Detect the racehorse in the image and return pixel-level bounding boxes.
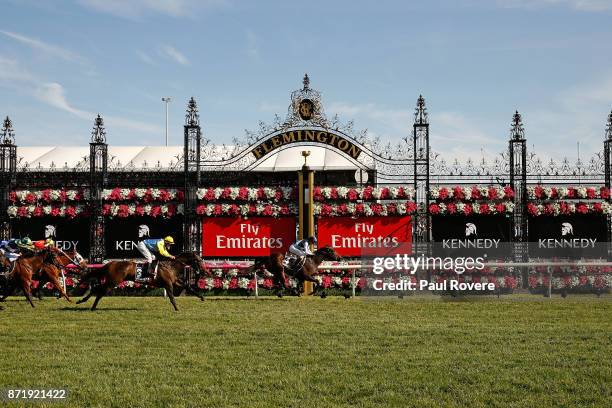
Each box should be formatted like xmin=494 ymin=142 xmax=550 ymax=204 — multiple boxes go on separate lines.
xmin=76 ymin=252 xmax=208 ymax=311
xmin=0 ymin=247 xmax=85 ymax=306
xmin=32 ymin=248 xmax=88 ymax=302
xmin=248 ymin=246 xmax=343 ymax=296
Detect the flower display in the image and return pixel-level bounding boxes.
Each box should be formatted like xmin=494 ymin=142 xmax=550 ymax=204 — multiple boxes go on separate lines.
xmin=7 ymin=205 xmax=87 ymax=218
xmin=429 ymin=274 xmax=520 ymax=290
xmin=196 ymin=203 xmax=295 ymax=217
xmin=528 ymin=185 xmax=610 ymax=200
xmin=527 ymin=201 xmax=612 ymax=216
xmin=527 ymin=271 xmax=612 ymax=290
xmin=196 ymin=187 xmax=293 ymax=202
xmin=314 ymin=201 xmax=417 ymax=217
xmin=102 ymin=203 xmax=183 ymax=218
xmin=430 ymin=185 xmax=515 ymax=201
xmin=102 ymin=188 xmax=183 ymax=202
xmin=313 ymin=186 xmax=414 ymax=201
xmin=10 ymin=189 xmax=88 ymax=203
xmin=429 ymin=201 xmax=515 ymax=215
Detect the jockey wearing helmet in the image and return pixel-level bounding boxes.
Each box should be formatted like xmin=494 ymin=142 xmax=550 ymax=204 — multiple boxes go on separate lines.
xmin=33 ymin=238 xmax=55 ymax=251
xmin=285 ymin=236 xmax=316 ymax=268
xmin=0 ymin=238 xmax=21 ymax=262
xmin=136 ymin=236 xmax=176 ymax=278
xmin=16 ymin=237 xmax=35 ymax=256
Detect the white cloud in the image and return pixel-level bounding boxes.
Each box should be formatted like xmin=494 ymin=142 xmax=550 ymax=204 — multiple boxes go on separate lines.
xmin=497 ymin=0 xmax=612 ymax=11
xmin=77 ymin=0 xmax=228 ymax=19
xmin=0 ymin=56 xmax=35 ymax=82
xmin=34 ymin=82 xmax=162 ymax=134
xmin=160 ymin=45 xmax=190 ymax=66
xmin=136 ymin=50 xmax=155 ymax=65
xmin=0 ymin=30 xmax=86 ymax=64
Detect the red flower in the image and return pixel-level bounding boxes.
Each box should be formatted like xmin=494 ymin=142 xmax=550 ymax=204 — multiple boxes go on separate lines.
xmin=337 ymin=203 xmax=348 ymax=215
xmin=117 ymin=204 xmax=130 ymax=218
xmin=355 ymin=203 xmax=365 ymax=215
xmin=25 ymin=193 xmax=37 ymax=204
xmin=238 ymin=187 xmax=249 ymax=200
xmin=221 ymin=187 xmax=232 ymax=199
xmin=313 ymin=186 xmax=323 ymax=201
xmin=166 ymin=204 xmax=176 ymax=217
xmin=395 ymin=187 xmax=407 ymax=199
xmin=102 ymin=204 xmax=111 ymax=216
xmin=586 ymin=188 xmax=596 ymax=199
xmin=503 ymin=186 xmax=515 ymax=199
xmin=176 ymin=190 xmax=185 ymax=201
xmin=50 ymin=207 xmax=61 ymax=217
xmin=213 ymin=278 xmax=223 ymax=289
xmin=527 ymin=203 xmax=538 ymax=217
xmin=322 ymin=275 xmax=332 ymax=288
xmin=504 ymin=276 xmax=516 ymax=289
xmin=462 ymin=203 xmax=473 ymax=216
xmin=593 ymin=203 xmax=603 ymax=213
xmin=9 ymin=191 xmax=16 ymax=203
xmin=371 ymin=203 xmax=384 ymax=215
xmin=32 ymin=206 xmax=44 ymax=217
xmin=150 ymin=206 xmax=162 ymax=218
xmin=41 ymin=189 xmax=51 ymax=203
xmin=262 ymin=205 xmax=273 ymax=216
xmin=543 ymin=203 xmax=554 ymax=216
xmin=212 ymin=204 xmax=222 ymax=216
xmin=438 ymin=188 xmax=449 ymax=200
xmin=197 ymin=279 xmax=206 ymax=289
xmin=379 ymin=188 xmax=390 ymax=199
xmin=135 ymin=205 xmax=145 ymax=216
xmin=387 ymin=203 xmax=397 ymax=215
xmin=405 ymin=201 xmax=417 ymax=214
xmin=274 ymin=189 xmax=283 ymax=201
xmin=362 ymin=186 xmax=373 ymax=200
xmin=229 ymin=204 xmax=240 ymax=215
xmin=576 ymin=203 xmax=588 ymax=214
xmin=347 ymin=188 xmax=359 ymax=200
xmin=447 ymin=202 xmax=457 ymax=214
xmin=229 ymin=277 xmax=239 ymax=289
xmin=196 ymin=204 xmax=206 ymax=215
xmin=320 ymin=204 xmax=333 ymax=216
xmin=559 ymin=202 xmax=571 ymax=215
xmin=479 ymin=203 xmax=490 ymax=214
xmin=600 ymin=187 xmax=610 ymax=200
xmin=330 ymin=187 xmax=339 ymax=199
xmin=452 ymin=186 xmax=464 ymax=200
xmin=280 ymin=205 xmax=290 ymax=215
xmin=534 ymin=185 xmax=544 ymax=199
xmin=64 ymin=206 xmax=77 ymax=218
xmin=204 ymin=188 xmax=215 ymax=201
xmin=256 ymin=187 xmax=265 ymax=200
xmin=158 ymin=189 xmax=171 ymax=202
xmin=471 ymin=187 xmax=482 ymax=200
xmin=579 ymin=275 xmax=588 ymax=286
xmin=429 ymin=203 xmax=440 ymax=215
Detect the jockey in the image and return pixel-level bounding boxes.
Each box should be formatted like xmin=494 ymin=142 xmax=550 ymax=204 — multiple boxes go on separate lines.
xmin=285 ymin=236 xmax=316 ymax=268
xmin=136 ymin=236 xmax=175 ymax=278
xmin=16 ymin=237 xmax=35 ymax=256
xmin=0 ymin=239 xmax=21 ymax=262
xmin=33 ymin=238 xmax=55 ymax=251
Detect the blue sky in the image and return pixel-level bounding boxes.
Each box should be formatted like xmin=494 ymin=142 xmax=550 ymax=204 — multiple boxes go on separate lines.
xmin=1 ymin=0 xmax=611 ymax=162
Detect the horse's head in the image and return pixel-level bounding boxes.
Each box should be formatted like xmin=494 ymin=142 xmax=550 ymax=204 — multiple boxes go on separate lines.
xmin=54 ymin=247 xmax=88 ymax=270
xmin=315 ymin=246 xmax=343 ymax=262
xmin=177 ymin=252 xmax=210 ymax=277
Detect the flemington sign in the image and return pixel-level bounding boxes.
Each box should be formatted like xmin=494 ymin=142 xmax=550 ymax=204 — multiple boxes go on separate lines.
xmin=251 ymin=129 xmax=362 ymax=160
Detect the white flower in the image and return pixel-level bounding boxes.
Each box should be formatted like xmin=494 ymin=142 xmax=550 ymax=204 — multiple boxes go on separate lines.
xmin=7 ymin=206 xmax=17 ymax=217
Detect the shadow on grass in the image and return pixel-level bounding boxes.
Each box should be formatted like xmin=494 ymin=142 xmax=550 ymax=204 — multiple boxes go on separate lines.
xmin=59 ymin=307 xmax=140 ymax=311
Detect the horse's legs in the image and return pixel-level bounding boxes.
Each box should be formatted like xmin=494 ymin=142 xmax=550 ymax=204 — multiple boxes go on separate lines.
xmin=35 ymin=276 xmax=46 ymax=300
xmin=49 ymin=275 xmax=71 ymax=303
xmin=0 ymin=280 xmax=16 ymax=301
xmin=164 ymin=282 xmax=178 ymax=311
xmin=21 ymin=280 xmax=35 ymax=308
xmin=184 ymin=285 xmax=204 ymax=301
xmin=90 ymin=284 xmax=110 ymax=311
xmin=298 ymin=272 xmax=319 ymax=296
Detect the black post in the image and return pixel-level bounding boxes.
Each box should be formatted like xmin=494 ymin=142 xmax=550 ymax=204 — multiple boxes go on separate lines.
xmin=183 ymin=97 xmax=202 ymax=254
xmin=89 ymin=115 xmax=108 ymax=263
xmin=0 ymin=117 xmax=17 ymax=241
xmin=509 ymin=111 xmax=528 ymax=287
xmin=413 ymin=96 xmax=430 ymax=282
xmin=604 ymin=110 xmax=612 ymax=260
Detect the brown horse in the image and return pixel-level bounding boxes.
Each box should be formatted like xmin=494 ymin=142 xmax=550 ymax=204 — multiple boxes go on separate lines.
xmin=249 ymin=246 xmax=343 ymax=295
xmin=0 ymin=251 xmax=48 ymax=307
xmin=33 ymin=247 xmax=88 ymax=302
xmin=76 ymin=252 xmax=208 ymax=311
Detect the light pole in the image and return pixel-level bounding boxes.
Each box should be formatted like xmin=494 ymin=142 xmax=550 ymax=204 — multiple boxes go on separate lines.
xmin=162 ymin=97 xmax=171 ymax=146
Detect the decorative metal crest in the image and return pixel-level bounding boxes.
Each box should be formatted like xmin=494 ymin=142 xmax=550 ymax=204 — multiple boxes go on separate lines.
xmin=1 ymin=116 xmax=15 ymax=145
xmin=91 ymin=115 xmax=106 ymax=143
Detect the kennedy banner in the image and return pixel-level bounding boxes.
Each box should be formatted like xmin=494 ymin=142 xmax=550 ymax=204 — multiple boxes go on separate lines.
xmin=317 ymin=216 xmax=411 ymax=257
xmin=106 ymin=216 xmax=184 ymax=259
xmin=202 ymin=217 xmax=296 ymax=257
xmin=528 ymin=215 xmax=607 ymax=259
xmin=11 ymin=218 xmax=90 ymax=255
xmin=431 ymin=215 xmax=512 ymax=258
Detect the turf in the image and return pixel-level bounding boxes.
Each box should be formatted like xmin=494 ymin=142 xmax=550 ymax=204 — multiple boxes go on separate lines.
xmin=0 ymin=295 xmax=611 ymax=407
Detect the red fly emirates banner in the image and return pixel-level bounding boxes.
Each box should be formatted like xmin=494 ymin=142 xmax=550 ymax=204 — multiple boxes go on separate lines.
xmin=317 ymin=216 xmax=412 ymax=257
xmin=202 ymin=217 xmax=296 ymax=257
